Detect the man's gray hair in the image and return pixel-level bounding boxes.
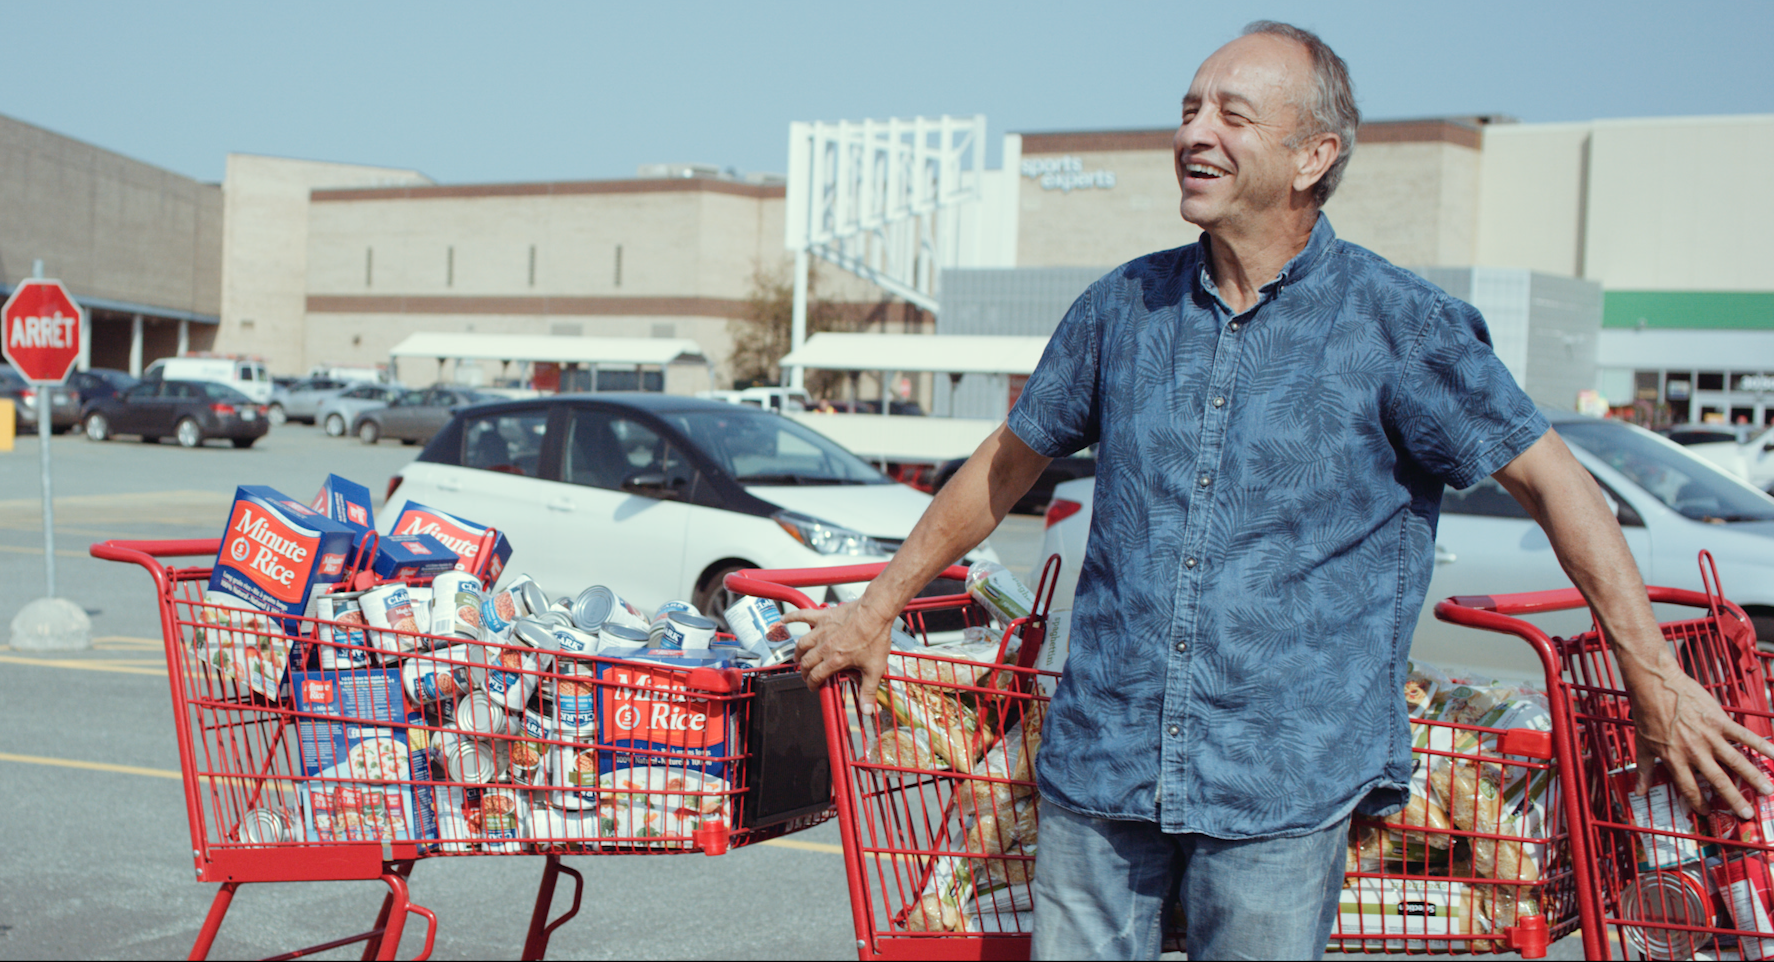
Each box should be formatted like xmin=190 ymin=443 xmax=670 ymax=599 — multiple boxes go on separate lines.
xmin=1242 ymin=20 xmax=1359 ymax=206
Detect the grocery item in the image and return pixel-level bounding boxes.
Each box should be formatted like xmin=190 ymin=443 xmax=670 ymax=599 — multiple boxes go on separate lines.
xmin=385 ymin=501 xmax=512 ymax=584
xmin=965 ymin=561 xmax=1036 ymax=627
xmin=657 ymin=612 xmax=718 ymax=651
xmin=309 ymin=473 xmax=375 ymax=545
xmin=291 ymin=670 xmax=436 ymax=845
xmin=1429 ymin=761 xmax=1541 ymax=883
xmin=1611 ymin=764 xmax=1705 ymax=871
xmin=312 ymin=592 xmax=371 ymax=670
xmin=595 ymin=659 xmax=735 ymax=778
xmin=368 ymin=534 xmax=459 ymax=581
xmin=725 ymin=595 xmax=791 ymax=652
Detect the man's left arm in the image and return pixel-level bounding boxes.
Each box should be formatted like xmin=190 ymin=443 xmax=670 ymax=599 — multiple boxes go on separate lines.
xmin=1495 ymin=429 xmax=1774 ymax=817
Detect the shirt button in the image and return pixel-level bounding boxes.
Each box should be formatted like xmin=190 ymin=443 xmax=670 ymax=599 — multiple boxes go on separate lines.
xmin=1198 ymin=475 xmax=1211 ymax=487
xmin=1168 ymin=724 xmax=1180 ymax=736
xmin=1229 ymin=321 xmax=1241 ymax=332
xmin=1212 ymin=396 xmax=1226 ymax=408
xmin=1185 ymin=557 xmax=1197 ymax=568
xmin=1175 ymin=641 xmax=1187 ymax=652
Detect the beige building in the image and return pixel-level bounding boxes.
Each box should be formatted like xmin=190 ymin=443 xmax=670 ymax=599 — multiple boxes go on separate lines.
xmin=0 ymin=112 xmax=221 ymax=374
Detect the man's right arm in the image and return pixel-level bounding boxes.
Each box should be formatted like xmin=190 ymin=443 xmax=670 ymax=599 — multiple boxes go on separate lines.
xmin=786 ymin=424 xmax=1053 ymax=706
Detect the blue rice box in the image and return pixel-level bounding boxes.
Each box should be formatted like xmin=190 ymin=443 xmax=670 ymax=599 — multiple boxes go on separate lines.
xmin=309 ymin=474 xmax=375 ymax=545
xmin=291 ymin=669 xmax=438 ymax=848
xmin=370 ymin=534 xmax=460 ymax=581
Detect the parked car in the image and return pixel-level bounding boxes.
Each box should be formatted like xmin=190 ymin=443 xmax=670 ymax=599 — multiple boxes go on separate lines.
xmin=1657 ymin=423 xmax=1774 ymax=494
xmin=66 ymin=368 xmax=138 ymax=407
xmin=269 ymin=377 xmax=352 ymax=425
xmin=83 ymin=379 xmax=269 ymax=448
xmin=143 ymin=356 xmax=273 ymax=403
xmin=932 ymin=449 xmax=1096 ymax=514
xmin=2 ymin=363 xmax=82 ymax=433
xmin=1037 ymin=409 xmax=1774 ymax=683
xmin=698 ymin=387 xmax=811 ymax=413
xmin=354 ymin=385 xmax=496 ymax=445
xmin=385 ymin=393 xmax=1001 ymax=623
xmin=318 ymin=383 xmax=404 ymax=437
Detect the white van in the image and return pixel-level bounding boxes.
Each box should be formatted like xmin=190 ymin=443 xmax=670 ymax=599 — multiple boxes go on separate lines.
xmin=144 ymin=357 xmax=273 ymax=403
xmin=309 ymin=366 xmax=384 ymax=384
xmin=696 ymin=387 xmax=810 ymax=413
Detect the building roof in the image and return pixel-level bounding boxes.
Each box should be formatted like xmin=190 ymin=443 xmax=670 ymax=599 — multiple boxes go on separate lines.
xmin=387 ymin=332 xmax=707 ymax=366
xmin=780 ymin=333 xmax=1050 ymax=375
xmin=1016 ymin=116 xmax=1505 ymax=154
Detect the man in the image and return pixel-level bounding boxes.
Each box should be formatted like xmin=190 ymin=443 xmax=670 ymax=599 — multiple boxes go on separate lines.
xmin=789 ymin=21 xmax=1774 ymax=960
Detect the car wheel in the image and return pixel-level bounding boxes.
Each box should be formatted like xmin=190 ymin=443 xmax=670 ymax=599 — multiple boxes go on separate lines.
xmin=693 ymin=562 xmax=754 ymax=631
xmin=324 ymin=413 xmax=346 ymax=437
xmin=231 ymin=437 xmax=257 ymax=449
xmin=84 ymin=413 xmax=109 ymax=441
xmin=358 ymin=420 xmax=380 ymax=445
xmin=176 ymin=417 xmax=204 ymax=448
xmin=267 ymin=404 xmax=287 ymax=425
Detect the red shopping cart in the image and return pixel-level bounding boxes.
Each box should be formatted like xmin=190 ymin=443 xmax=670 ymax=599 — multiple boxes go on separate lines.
xmin=730 ymin=559 xmax=1580 ymax=960
xmin=93 ymin=537 xmax=833 ymax=961
xmin=1435 ymin=551 xmax=1774 ymax=960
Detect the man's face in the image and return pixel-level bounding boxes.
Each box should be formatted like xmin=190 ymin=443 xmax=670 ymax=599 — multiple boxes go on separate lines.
xmin=1174 ymin=33 xmax=1318 ymax=232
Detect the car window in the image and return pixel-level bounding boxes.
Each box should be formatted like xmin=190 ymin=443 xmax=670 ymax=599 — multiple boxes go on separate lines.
xmin=396 ymin=391 xmax=424 ymax=406
xmin=1560 ymin=420 xmax=1774 ymax=523
xmin=462 ymin=410 xmax=549 ymax=477
xmin=166 ymin=382 xmax=200 ymax=399
xmin=202 ymin=382 xmax=250 ymax=401
xmin=562 ymin=409 xmax=689 ymax=491
xmin=666 ymin=409 xmax=887 ymax=484
xmin=1441 ymin=477 xmax=1533 ymax=519
xmin=122 ymin=383 xmax=158 ymax=400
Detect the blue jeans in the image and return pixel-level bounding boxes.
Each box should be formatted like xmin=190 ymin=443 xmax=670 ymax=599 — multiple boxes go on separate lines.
xmin=1031 ymin=799 xmax=1350 ymax=960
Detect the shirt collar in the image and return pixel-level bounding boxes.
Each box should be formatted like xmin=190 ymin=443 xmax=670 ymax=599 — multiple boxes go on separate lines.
xmin=1194 ymin=213 xmax=1337 ymax=306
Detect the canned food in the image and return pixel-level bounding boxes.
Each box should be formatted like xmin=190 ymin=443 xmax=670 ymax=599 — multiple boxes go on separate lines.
xmin=547 ymin=674 xmax=598 ymax=737
xmin=543 ymin=610 xmax=575 ymax=628
xmin=540 ymin=743 xmax=602 ymax=810
xmin=240 ymin=806 xmax=293 ymax=844
xmin=512 ymin=618 xmax=560 ymax=654
xmin=519 ymin=582 xmax=550 ymax=621
xmin=477 ymin=646 xmax=542 ymax=712
xmin=533 ymin=804 xmax=596 ymax=851
xmin=405 ymin=586 xmax=434 ymax=636
xmin=315 ymin=593 xmax=372 ymax=670
xmin=1621 ymin=869 xmax=1713 ymax=959
xmin=649 ymin=600 xmax=700 ymax=644
xmin=550 ymin=625 xmax=599 ymax=659
xmin=598 ymin=623 xmax=648 ymax=653
xmin=482 ymin=573 xmax=541 ymax=635
xmin=724 ymin=595 xmax=791 ymax=652
xmin=436 ymin=732 xmax=502 ymax=784
xmin=572 ymin=586 xmax=648 ymax=633
xmin=360 ymin=583 xmax=420 ymax=658
xmin=507 ymin=734 xmax=548 ymax=786
xmin=402 ymin=645 xmax=474 ymax=703
xmin=479 ymin=786 xmax=529 ymax=853
xmin=453 ymin=690 xmax=516 ymax=737
xmin=759 ymin=641 xmax=797 ymax=668
xmin=658 ymin=612 xmax=718 ymax=651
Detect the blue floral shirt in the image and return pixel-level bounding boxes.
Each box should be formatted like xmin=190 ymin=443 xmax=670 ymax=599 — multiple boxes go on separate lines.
xmin=1008 ymin=216 xmax=1548 ymax=839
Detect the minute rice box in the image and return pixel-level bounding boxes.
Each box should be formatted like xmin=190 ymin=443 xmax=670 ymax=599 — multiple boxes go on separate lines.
xmin=291 ymin=669 xmax=438 ymax=847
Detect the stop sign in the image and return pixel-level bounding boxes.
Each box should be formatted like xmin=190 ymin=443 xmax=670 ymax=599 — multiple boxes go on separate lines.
xmin=2 ymin=279 xmax=83 ymax=384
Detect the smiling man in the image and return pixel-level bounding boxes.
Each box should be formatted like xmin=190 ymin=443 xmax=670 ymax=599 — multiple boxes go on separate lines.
xmin=789 ymin=20 xmax=1774 ymax=960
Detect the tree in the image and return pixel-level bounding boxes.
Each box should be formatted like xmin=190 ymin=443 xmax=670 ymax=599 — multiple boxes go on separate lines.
xmin=727 ymin=263 xmax=850 ymax=396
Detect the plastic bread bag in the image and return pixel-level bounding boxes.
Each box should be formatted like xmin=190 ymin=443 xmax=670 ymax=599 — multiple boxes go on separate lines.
xmin=1337 ymin=878 xmax=1495 ymax=952
xmin=1429 ymin=760 xmax=1544 ymax=883
xmin=967 ymin=873 xmax=1035 ymax=932
xmin=1346 ymin=822 xmax=1394 ymax=874
xmin=959 ymin=713 xmax=1044 ymax=821
xmin=1383 ymin=790 xmax=1454 ymax=852
xmin=903 ymin=854 xmax=974 ymax=932
xmin=877 ymin=653 xmax=999 ymax=769
xmin=964 ymin=561 xmax=1037 ymax=628
xmin=1404 ymin=660 xmax=1451 ymax=718
xmin=873 ymin=726 xmax=947 ymax=773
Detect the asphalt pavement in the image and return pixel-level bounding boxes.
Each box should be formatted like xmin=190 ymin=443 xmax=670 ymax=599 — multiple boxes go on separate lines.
xmin=0 ymin=422 xmax=1047 ymax=960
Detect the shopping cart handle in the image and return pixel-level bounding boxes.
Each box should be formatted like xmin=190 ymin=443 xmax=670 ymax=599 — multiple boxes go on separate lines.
xmin=724 ymin=563 xmax=973 ymax=611
xmin=1437 ymin=584 xmax=1740 ymax=622
xmin=90 ymin=539 xmax=222 ymax=594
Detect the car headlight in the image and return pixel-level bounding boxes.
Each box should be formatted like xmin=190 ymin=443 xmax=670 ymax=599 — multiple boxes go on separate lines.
xmin=772 ymin=510 xmax=885 ymax=556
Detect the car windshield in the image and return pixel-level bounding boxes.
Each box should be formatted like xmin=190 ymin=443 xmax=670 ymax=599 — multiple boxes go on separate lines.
xmin=666 ymin=410 xmax=888 ymax=485
xmin=1558 ymin=420 xmax=1774 ymax=523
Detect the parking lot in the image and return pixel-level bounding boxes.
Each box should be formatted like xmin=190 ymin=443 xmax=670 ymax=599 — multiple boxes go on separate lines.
xmin=0 ymin=421 xmax=1048 ymax=960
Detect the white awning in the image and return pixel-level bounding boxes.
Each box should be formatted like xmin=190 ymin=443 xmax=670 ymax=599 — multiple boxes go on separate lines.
xmin=779 ymin=333 xmax=1051 ymax=375
xmin=387 ymin=332 xmax=707 ymax=366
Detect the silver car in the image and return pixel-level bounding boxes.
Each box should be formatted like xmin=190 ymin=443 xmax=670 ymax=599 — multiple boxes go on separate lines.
xmin=1038 ymin=409 xmax=1774 ymax=683
xmin=268 ymin=377 xmax=351 ymax=425
xmin=316 ymin=383 xmax=403 ymax=437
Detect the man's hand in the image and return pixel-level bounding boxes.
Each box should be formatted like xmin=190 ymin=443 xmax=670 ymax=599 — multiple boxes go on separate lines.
xmin=783 ymin=602 xmax=893 ymax=712
xmin=1622 ymin=646 xmax=1774 ymax=819
xmin=1495 ymin=430 xmax=1774 ymax=817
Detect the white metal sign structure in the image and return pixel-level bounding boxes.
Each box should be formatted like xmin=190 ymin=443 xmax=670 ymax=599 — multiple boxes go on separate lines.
xmin=783 ymin=115 xmax=989 ymax=389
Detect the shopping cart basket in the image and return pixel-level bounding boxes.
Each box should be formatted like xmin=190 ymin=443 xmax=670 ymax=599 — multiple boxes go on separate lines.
xmin=732 ymin=558 xmax=1586 ymax=960
xmin=93 ymin=537 xmax=833 ymax=961
xmin=1435 ymin=551 xmax=1774 ymax=960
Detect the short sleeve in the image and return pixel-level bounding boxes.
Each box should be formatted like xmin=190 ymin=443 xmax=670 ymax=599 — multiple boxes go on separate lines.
xmin=1389 ymin=296 xmax=1549 ymax=489
xmin=1008 ymin=288 xmax=1101 ymax=458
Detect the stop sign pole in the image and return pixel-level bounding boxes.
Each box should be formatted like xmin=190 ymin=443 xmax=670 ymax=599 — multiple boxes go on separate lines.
xmin=2 ymin=273 xmax=83 ymax=598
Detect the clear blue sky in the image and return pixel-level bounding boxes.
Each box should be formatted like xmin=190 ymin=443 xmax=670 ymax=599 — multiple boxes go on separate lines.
xmin=4 ymin=0 xmax=1767 ymax=185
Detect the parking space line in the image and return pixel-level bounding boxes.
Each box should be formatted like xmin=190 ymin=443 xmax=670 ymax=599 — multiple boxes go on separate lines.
xmin=0 ymin=543 xmax=90 ymax=558
xmin=761 ymin=837 xmax=844 ymax=855
xmin=0 ymin=751 xmax=180 ymax=779
xmin=0 ymin=654 xmax=165 ymax=676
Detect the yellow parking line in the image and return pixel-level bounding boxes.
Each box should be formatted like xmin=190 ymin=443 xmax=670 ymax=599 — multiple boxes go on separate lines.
xmin=0 ymin=654 xmax=165 ymax=676
xmin=94 ymin=635 xmax=163 ymax=647
xmin=0 ymin=543 xmax=89 ymax=558
xmin=0 ymin=751 xmax=180 ymax=779
xmin=762 ymin=837 xmax=844 ymax=854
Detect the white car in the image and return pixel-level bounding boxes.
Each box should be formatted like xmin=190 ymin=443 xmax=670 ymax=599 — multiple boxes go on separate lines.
xmin=1037 ymin=410 xmax=1774 ymax=683
xmin=385 ymin=393 xmax=998 ymax=623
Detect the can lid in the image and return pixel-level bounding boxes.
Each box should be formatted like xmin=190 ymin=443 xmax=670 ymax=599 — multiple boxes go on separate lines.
xmin=670 ymin=612 xmax=718 ymax=631
xmin=602 ymin=623 xmax=648 ymax=644
xmin=545 ymin=610 xmax=575 ymax=627
xmin=572 ymin=586 xmax=614 ymax=631
xmin=1621 ymin=870 xmax=1711 ymax=957
xmin=512 ymin=619 xmax=559 ymax=651
xmin=519 ymin=582 xmax=550 ymax=618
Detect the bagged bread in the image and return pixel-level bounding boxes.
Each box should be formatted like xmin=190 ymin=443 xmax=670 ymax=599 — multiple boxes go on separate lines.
xmin=959 ymin=712 xmax=1044 ymax=820
xmin=874 ymin=726 xmax=946 ymax=772
xmin=1429 ymin=760 xmax=1541 ymax=883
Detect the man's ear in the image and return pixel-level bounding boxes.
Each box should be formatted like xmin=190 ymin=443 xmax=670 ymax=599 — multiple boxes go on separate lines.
xmin=1294 ymin=133 xmax=1340 ymax=195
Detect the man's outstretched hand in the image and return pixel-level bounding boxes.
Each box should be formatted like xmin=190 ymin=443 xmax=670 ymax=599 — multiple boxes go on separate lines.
xmin=1623 ymin=646 xmax=1774 ymax=819
xmin=783 ymin=602 xmax=893 ymax=713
